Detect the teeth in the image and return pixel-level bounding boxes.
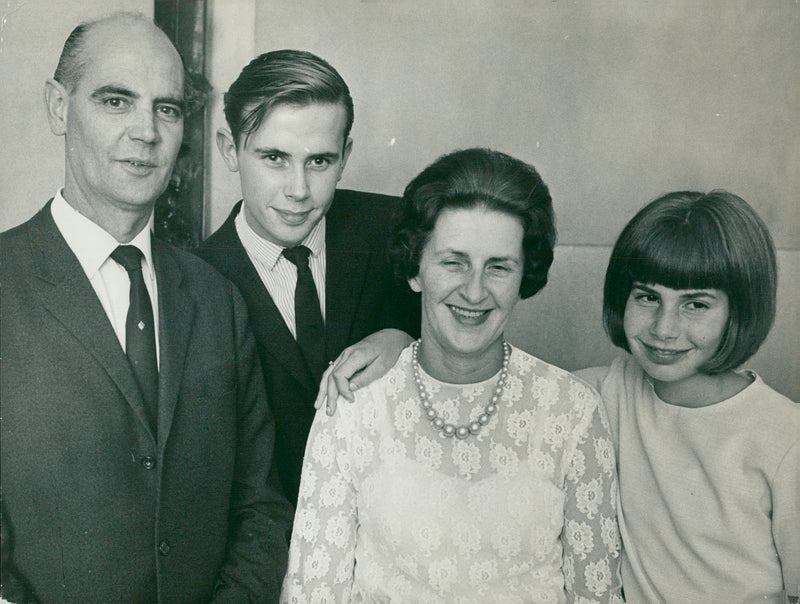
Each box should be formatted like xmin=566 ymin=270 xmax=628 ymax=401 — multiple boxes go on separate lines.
xmin=450 ymin=306 xmax=487 ymax=319
xmin=648 ymin=346 xmax=682 ymax=355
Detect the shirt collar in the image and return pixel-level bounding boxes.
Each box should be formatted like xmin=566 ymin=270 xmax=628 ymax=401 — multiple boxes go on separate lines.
xmin=51 ymin=189 xmax=154 ymax=278
xmin=235 ymin=205 xmax=326 ymax=270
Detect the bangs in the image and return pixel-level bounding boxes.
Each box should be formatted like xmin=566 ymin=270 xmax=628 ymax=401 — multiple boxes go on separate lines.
xmin=625 ymin=219 xmax=731 ymax=291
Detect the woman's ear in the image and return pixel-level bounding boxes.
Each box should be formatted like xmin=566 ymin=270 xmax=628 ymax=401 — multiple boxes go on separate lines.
xmin=408 ymin=276 xmax=422 ymax=293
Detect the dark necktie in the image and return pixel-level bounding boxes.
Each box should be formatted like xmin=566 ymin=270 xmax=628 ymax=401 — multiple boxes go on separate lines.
xmin=282 ymin=246 xmax=326 ymax=382
xmin=111 ymin=245 xmax=158 ymax=433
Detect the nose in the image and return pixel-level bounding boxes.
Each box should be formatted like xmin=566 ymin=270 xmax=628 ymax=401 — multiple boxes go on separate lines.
xmin=128 ymin=107 xmax=159 ymax=144
xmin=649 ymin=305 xmax=679 ymax=340
xmin=461 ymin=269 xmax=487 ymax=304
xmin=284 ymin=165 xmax=311 ymax=202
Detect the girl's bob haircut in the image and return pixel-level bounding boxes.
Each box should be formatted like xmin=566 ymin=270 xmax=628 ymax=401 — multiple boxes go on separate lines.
xmin=391 ymin=147 xmax=556 ymax=300
xmin=603 ymin=190 xmax=777 ymax=374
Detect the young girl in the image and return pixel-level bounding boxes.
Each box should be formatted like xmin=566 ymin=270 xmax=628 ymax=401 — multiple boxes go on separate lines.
xmin=578 ymin=190 xmax=799 ymax=602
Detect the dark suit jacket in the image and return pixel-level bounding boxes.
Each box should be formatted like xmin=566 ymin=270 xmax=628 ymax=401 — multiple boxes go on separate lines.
xmin=0 ymin=202 xmax=293 ymax=603
xmin=195 ymin=189 xmax=420 ymax=505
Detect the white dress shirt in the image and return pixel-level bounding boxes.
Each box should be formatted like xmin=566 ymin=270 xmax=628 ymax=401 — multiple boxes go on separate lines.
xmin=50 ymin=190 xmax=160 ymax=364
xmin=235 ymin=208 xmax=326 ymax=339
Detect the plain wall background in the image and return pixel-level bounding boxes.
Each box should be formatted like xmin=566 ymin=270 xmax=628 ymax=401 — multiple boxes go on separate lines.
xmin=1 ymin=1 xmax=797 ymax=399
xmin=0 ymin=0 xmax=152 ymax=229
xmin=205 ymin=0 xmax=799 ymax=400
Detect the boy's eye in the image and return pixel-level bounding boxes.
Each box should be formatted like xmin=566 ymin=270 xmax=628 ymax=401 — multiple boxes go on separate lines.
xmin=309 ymin=157 xmax=331 ymax=168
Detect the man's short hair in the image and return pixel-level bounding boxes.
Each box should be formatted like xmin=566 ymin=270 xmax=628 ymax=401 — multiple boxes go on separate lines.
xmin=53 ymin=13 xmax=159 ymax=92
xmin=53 ymin=22 xmax=92 ymax=91
xmin=603 ymin=190 xmax=778 ymax=373
xmin=391 ymin=147 xmax=556 ymax=300
xmin=223 ymin=49 xmax=354 ymax=148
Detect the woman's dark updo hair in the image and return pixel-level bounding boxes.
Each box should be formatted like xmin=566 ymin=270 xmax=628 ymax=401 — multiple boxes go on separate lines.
xmin=391 ymin=147 xmax=556 ymax=299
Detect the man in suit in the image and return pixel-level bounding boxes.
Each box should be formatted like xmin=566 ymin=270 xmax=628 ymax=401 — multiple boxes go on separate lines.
xmin=0 ymin=14 xmax=291 ymax=603
xmin=196 ymin=50 xmax=419 ymax=506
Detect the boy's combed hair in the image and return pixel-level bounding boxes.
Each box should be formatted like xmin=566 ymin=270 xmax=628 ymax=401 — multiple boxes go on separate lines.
xmin=603 ymin=190 xmax=777 ymax=373
xmin=223 ymin=49 xmax=354 ymax=148
xmin=391 ymin=147 xmax=556 ymax=300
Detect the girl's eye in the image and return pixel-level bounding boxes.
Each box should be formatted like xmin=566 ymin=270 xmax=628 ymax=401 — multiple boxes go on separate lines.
xmin=634 ymin=293 xmax=659 ymax=305
xmin=685 ymin=300 xmax=709 ymax=311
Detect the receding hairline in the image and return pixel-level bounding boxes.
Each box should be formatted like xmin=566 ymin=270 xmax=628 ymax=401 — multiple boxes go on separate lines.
xmin=86 ymin=14 xmax=179 ymax=59
xmin=55 ymin=12 xmax=181 ymax=91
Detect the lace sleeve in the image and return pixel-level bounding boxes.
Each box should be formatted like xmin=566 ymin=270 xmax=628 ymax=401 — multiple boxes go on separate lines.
xmin=280 ymin=402 xmax=358 ymax=603
xmin=562 ymin=391 xmax=623 ymax=603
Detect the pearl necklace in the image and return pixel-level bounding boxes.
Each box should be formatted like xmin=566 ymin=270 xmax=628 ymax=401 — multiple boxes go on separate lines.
xmin=411 ymin=340 xmax=510 ymax=439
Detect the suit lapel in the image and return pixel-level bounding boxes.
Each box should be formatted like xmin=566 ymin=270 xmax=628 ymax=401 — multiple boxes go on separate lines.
xmin=206 ymin=207 xmax=315 ymax=392
xmin=26 ymin=204 xmax=155 ymax=439
xmin=325 ymin=199 xmax=371 ymax=358
xmin=152 ymin=238 xmax=195 ymax=447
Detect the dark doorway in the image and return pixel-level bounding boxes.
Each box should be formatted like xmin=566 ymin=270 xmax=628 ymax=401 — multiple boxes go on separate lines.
xmin=154 ymin=0 xmax=210 ymax=247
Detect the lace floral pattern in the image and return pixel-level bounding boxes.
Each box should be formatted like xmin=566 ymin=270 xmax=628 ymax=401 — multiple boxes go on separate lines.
xmin=282 ymin=345 xmax=622 ymax=603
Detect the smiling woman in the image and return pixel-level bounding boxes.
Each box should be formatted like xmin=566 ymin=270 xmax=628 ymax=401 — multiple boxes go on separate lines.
xmin=281 ymin=148 xmax=623 ymax=603
xmin=408 ymin=207 xmax=524 ymax=383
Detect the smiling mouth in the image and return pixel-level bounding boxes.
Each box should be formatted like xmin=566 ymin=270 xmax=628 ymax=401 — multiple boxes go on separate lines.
xmin=640 ymin=341 xmax=691 ymax=362
xmin=120 ymin=159 xmax=157 ymax=172
xmin=447 ymin=304 xmax=491 ymax=321
xmin=275 ymin=209 xmax=311 ymax=225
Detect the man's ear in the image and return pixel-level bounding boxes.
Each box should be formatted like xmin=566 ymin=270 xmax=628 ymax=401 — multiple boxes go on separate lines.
xmin=44 ymin=79 xmax=68 ymax=136
xmin=216 ymin=128 xmax=240 ymax=172
xmin=409 ymin=275 xmax=422 ymax=293
xmin=337 ymin=137 xmax=353 ymax=181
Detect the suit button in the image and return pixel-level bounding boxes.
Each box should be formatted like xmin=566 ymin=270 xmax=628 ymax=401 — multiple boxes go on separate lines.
xmin=141 ymin=456 xmax=156 ymax=470
xmin=158 ymin=540 xmax=171 ymax=556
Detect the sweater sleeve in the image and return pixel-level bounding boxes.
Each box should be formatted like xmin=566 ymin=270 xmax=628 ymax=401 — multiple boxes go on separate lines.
xmin=772 ymin=440 xmax=800 ymax=599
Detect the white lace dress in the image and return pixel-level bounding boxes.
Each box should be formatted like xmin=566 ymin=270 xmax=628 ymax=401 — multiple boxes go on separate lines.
xmin=281 ymin=345 xmax=622 ymax=603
